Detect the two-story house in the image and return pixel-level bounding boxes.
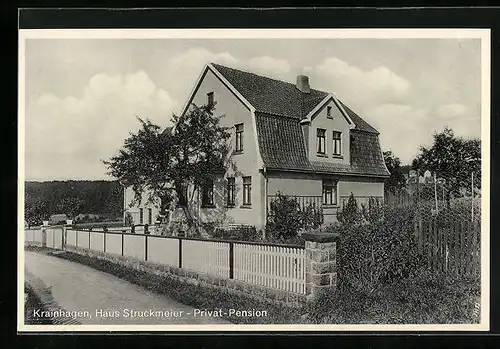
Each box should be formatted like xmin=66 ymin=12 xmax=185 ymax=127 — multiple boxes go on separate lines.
xmin=124 ymin=63 xmax=390 ymax=230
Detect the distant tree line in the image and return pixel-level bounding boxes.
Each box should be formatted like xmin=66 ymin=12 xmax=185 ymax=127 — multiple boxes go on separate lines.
xmin=25 ymin=180 xmax=124 ymax=226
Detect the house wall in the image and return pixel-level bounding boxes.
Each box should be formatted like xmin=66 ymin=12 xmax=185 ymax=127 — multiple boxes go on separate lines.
xmin=266 ymin=172 xmax=384 ymax=223
xmin=123 ymin=187 xmax=161 ymax=225
xmin=184 ymin=68 xmax=264 ymax=228
xmin=267 ymin=172 xmax=322 ymax=197
xmin=308 ymin=99 xmax=351 ymax=165
xmin=338 ymin=177 xmax=385 ymax=208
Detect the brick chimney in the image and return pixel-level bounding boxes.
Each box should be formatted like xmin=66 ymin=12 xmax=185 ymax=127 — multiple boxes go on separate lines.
xmin=296 ymin=75 xmax=310 ymax=94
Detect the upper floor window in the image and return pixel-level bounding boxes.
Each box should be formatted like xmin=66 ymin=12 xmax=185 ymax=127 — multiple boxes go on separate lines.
xmin=201 ymin=179 xmax=214 ymax=207
xmin=333 ymin=131 xmax=342 ymax=156
xmin=235 ymin=123 xmax=244 ymax=153
xmin=242 ymin=176 xmax=252 ymax=206
xmin=207 ymin=92 xmax=214 ymax=107
xmin=226 ymin=177 xmax=235 ymax=207
xmin=327 ymin=106 xmax=332 ymax=118
xmin=317 ymin=128 xmax=326 ymax=155
xmin=322 ymin=180 xmax=337 ymax=206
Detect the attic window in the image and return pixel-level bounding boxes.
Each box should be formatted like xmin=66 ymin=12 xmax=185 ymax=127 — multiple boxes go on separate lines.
xmin=327 ymin=106 xmax=332 ymax=118
xmin=207 ymin=92 xmax=214 ymax=108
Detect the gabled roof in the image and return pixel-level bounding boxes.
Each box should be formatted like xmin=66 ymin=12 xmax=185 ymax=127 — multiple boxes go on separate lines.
xmin=178 ymin=63 xmax=389 ymax=177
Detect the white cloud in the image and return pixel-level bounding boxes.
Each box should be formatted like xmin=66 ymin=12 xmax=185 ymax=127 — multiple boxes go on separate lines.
xmin=248 ymin=56 xmax=291 ymax=77
xmin=369 ymin=104 xmax=431 ymax=164
xmin=25 ymin=71 xmax=179 ymax=180
xmin=436 ymin=103 xmax=468 ymax=119
xmin=162 ymin=48 xmax=239 ymax=110
xmin=313 ymin=57 xmax=411 ymax=106
xmin=24 ymin=45 xmax=481 ymax=180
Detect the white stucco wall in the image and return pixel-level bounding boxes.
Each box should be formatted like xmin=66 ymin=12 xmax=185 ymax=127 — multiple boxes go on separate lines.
xmin=185 ymin=68 xmax=264 ymax=228
xmin=123 ymin=187 xmax=161 ymax=225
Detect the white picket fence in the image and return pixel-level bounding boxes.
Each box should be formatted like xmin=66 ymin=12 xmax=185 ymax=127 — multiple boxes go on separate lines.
xmin=233 ymin=243 xmax=306 ymax=294
xmin=182 ymin=240 xmax=230 ymax=278
xmin=25 ymin=227 xmax=307 ymax=295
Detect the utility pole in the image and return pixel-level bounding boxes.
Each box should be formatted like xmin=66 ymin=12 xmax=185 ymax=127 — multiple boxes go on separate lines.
xmin=434 ymin=172 xmax=438 ymax=213
xmin=471 ymin=172 xmax=474 ymax=222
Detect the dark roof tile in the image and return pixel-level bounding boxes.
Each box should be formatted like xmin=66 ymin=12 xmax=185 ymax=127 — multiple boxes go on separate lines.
xmin=212 ymin=63 xmax=379 ymax=134
xmin=212 ymin=63 xmax=327 ymax=119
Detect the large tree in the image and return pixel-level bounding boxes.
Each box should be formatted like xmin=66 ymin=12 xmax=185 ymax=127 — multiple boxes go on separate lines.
xmin=104 ymin=103 xmax=231 ymax=232
xmin=383 ymin=150 xmax=407 ymax=194
xmin=411 ymin=127 xmax=481 ymax=205
xmin=56 ymin=196 xmax=85 ymax=219
xmin=25 ymin=195 xmax=49 ymax=227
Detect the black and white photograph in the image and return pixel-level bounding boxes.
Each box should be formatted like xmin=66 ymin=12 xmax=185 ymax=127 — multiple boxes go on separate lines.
xmin=18 ymin=28 xmax=490 ymax=331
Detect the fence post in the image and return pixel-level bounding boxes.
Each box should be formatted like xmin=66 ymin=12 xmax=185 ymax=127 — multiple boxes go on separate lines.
xmin=302 ymin=230 xmax=339 ymax=299
xmin=121 ymin=232 xmax=124 ymax=256
xmin=41 ymin=223 xmax=48 ymax=247
xmin=178 ymin=238 xmax=183 ymax=268
xmin=145 ymin=235 xmax=148 ymax=261
xmin=229 ymin=242 xmax=234 ymax=279
xmin=103 ymin=230 xmax=107 ymax=253
xmin=62 ymin=226 xmax=67 ymax=250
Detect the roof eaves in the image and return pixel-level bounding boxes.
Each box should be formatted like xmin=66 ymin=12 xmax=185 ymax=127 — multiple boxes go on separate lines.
xmin=264 ymin=166 xmax=390 ymax=178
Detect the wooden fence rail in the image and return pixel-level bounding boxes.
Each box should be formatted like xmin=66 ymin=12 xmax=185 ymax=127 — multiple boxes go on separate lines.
xmin=416 ymin=218 xmax=481 ymax=277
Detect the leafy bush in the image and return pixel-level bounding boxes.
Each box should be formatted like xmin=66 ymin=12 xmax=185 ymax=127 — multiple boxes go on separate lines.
xmin=330 ymin=200 xmax=426 ymax=293
xmin=211 ymin=225 xmax=260 ymax=242
xmin=266 ymin=192 xmax=324 ymax=240
xmin=299 ymin=202 xmax=324 ymax=231
xmin=336 ymin=193 xmax=363 ymax=226
xmin=266 ymin=193 xmax=303 ymax=239
xmin=124 ymin=212 xmax=134 ymax=227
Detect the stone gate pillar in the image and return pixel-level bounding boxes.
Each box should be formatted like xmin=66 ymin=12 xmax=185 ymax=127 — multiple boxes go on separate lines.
xmin=302 ymin=230 xmax=339 ymax=299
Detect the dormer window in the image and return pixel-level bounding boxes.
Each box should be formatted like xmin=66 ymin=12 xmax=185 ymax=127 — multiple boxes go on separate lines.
xmin=327 ymin=106 xmax=332 ymax=118
xmin=207 ymin=92 xmax=214 ymax=108
xmin=333 ymin=131 xmax=342 ymax=156
xmin=317 ymin=128 xmax=326 ymax=155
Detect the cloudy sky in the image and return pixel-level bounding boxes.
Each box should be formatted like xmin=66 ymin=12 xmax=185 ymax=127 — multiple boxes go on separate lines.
xmin=23 ymin=37 xmax=482 ymax=181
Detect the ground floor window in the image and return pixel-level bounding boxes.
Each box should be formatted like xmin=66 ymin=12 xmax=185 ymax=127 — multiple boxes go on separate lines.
xmin=139 ymin=208 xmax=144 ymax=224
xmin=226 ymin=177 xmax=235 ymax=207
xmin=148 ymin=208 xmax=152 ymax=225
xmin=201 ymin=179 xmax=215 ymax=207
xmin=242 ymin=176 xmax=252 ymax=206
xmin=322 ymin=180 xmax=337 ymax=206
xmin=177 ymin=185 xmax=188 ymax=207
